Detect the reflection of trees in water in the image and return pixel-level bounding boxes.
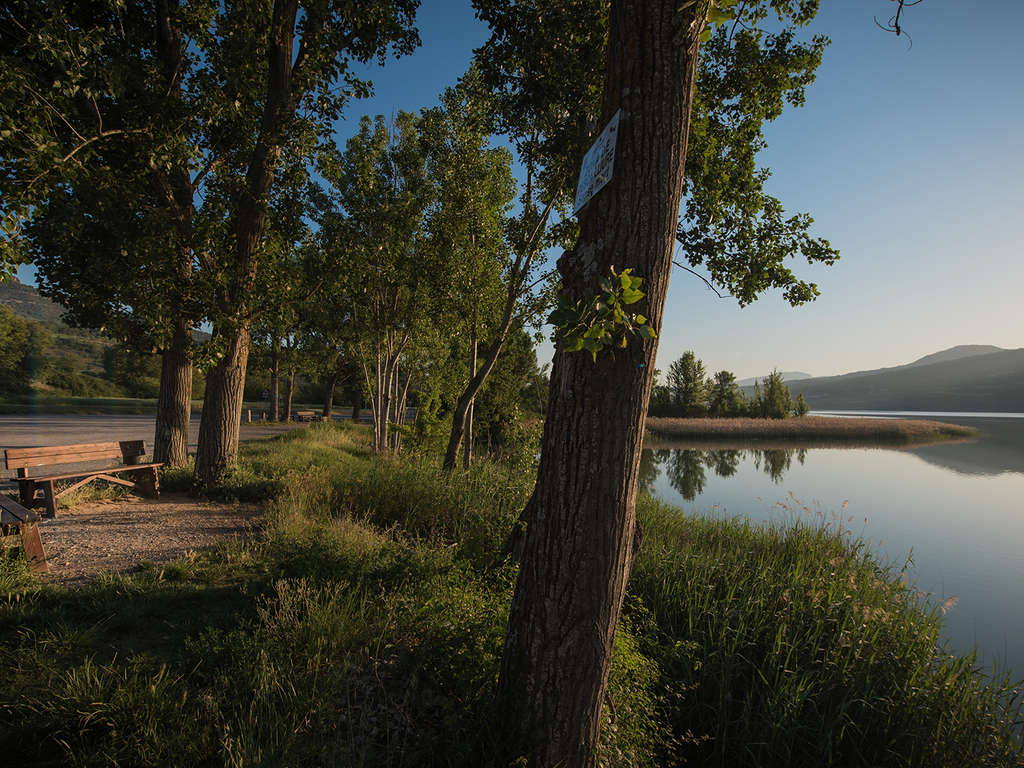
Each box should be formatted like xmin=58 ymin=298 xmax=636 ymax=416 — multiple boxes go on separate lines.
xmin=652 ymin=446 xmax=806 ymax=500
xmin=638 ymin=448 xmax=661 ymax=495
xmin=659 ymin=449 xmax=707 ymax=502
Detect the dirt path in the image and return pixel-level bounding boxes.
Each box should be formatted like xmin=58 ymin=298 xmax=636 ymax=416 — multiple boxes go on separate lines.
xmin=35 ymin=492 xmax=261 ymax=585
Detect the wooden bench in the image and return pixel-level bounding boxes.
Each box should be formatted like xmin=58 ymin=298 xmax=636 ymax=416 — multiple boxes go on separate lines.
xmin=293 ymin=410 xmax=323 ymax=422
xmin=4 ymin=440 xmax=162 ymax=518
xmin=0 ymin=493 xmax=47 ymax=572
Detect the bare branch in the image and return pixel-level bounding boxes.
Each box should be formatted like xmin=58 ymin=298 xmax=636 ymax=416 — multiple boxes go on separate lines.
xmin=672 ymin=259 xmax=727 ymax=299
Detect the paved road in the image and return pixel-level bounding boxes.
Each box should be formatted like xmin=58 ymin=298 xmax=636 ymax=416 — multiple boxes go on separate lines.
xmin=0 ymin=414 xmax=304 ymax=481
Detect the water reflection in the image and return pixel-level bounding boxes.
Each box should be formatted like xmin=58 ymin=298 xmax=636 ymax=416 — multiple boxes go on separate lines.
xmin=649 ymin=447 xmax=810 ymax=500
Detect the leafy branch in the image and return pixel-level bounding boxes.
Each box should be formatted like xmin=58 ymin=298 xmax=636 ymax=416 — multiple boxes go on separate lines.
xmin=549 ymin=267 xmax=656 ymax=361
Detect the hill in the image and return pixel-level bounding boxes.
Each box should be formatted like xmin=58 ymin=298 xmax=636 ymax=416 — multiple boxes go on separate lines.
xmin=0 ymin=275 xmax=69 ymax=326
xmin=780 ymin=346 xmax=1024 ymax=412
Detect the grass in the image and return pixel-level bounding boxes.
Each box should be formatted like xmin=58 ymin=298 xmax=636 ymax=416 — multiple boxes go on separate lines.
xmin=0 ymin=422 xmax=1020 ymax=766
xmin=647 ymin=415 xmax=978 ymax=445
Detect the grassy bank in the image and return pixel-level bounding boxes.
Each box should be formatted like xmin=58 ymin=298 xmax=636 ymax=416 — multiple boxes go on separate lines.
xmin=1 ymin=424 xmax=1020 ymax=766
xmin=647 ymin=415 xmax=977 ymax=444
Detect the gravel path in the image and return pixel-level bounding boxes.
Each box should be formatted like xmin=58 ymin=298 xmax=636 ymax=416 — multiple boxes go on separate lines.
xmin=34 ymin=492 xmax=261 ymax=585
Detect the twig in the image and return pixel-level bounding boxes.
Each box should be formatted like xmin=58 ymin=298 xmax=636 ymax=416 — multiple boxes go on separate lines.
xmin=673 ymin=259 xmax=726 ymax=299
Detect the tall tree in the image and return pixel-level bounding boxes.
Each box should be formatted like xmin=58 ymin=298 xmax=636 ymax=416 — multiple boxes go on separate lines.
xmin=324 ymin=112 xmax=434 ymax=454
xmin=2 ymin=0 xmax=211 ymax=466
xmin=708 ymin=368 xmax=744 ymax=415
xmin=192 ymin=1 xmax=419 ymax=485
xmin=479 ymin=1 xmax=837 ymax=763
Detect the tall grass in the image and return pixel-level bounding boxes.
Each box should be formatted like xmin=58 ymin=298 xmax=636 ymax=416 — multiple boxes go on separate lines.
xmin=0 ymin=422 xmax=1020 ymax=766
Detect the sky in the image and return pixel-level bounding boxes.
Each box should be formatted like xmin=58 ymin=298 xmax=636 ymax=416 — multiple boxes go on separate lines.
xmin=16 ymin=0 xmax=1023 ymax=380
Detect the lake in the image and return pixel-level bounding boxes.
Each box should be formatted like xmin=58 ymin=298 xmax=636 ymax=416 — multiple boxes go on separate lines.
xmin=642 ymin=413 xmax=1024 ymax=679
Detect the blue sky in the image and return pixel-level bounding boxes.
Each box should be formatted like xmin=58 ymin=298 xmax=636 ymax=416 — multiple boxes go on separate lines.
xmin=18 ymin=0 xmax=1022 ymax=379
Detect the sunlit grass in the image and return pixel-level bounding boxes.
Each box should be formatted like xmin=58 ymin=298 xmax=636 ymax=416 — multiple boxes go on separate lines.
xmin=0 ymin=422 xmax=1019 ymax=767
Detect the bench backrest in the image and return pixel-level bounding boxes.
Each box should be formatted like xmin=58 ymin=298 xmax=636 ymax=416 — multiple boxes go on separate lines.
xmin=4 ymin=440 xmax=147 ymax=472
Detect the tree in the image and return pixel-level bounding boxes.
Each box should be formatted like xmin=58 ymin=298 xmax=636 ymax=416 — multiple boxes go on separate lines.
xmin=324 ymin=112 xmax=435 ymax=454
xmin=479 ymin=1 xmax=837 ymax=764
xmin=416 ymin=75 xmax=521 ymax=471
xmin=761 ymin=368 xmax=794 ymax=419
xmin=192 ymin=1 xmax=419 ymax=485
xmin=708 ymin=369 xmax=744 ymax=416
xmin=795 ymin=390 xmax=810 ymax=416
xmin=0 ymin=306 xmax=51 ymax=395
xmin=3 ymin=0 xmax=210 ymax=466
xmin=667 ymin=350 xmax=708 ymax=415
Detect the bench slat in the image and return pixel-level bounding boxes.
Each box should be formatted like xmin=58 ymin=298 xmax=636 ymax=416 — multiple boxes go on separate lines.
xmin=28 ymin=462 xmax=163 ymax=483
xmin=5 ymin=440 xmax=148 ymax=470
xmin=7 ymin=449 xmax=126 ymax=470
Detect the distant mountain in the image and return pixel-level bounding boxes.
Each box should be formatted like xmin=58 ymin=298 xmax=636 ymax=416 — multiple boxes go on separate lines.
xmin=737 ymin=371 xmax=812 ymax=388
xmin=907 ymin=345 xmax=1006 ymax=368
xmin=777 ymin=346 xmax=1024 ymax=412
xmin=0 ymin=276 xmax=210 ymax=343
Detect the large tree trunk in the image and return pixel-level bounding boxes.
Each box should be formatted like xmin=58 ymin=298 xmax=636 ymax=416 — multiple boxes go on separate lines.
xmin=497 ymin=2 xmax=703 ymax=765
xmin=153 ymin=314 xmax=193 ymax=466
xmin=194 ymin=324 xmax=251 ymax=486
xmin=193 ymin=0 xmax=297 ymax=484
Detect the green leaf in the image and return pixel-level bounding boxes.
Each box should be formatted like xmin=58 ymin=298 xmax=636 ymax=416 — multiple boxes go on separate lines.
xmin=635 ymin=314 xmax=647 ymax=325
xmin=620 ymin=287 xmax=643 ymax=305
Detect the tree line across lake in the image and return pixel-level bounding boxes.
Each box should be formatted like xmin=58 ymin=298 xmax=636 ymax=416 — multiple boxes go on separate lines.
xmin=651 ymin=350 xmax=810 ymax=419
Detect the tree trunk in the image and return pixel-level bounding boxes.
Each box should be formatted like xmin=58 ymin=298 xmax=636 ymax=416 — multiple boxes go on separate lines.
xmin=283 ymin=369 xmax=295 ymax=421
xmin=351 ymin=392 xmax=361 ymax=423
xmin=323 ymin=367 xmax=339 ymax=418
xmin=270 ymin=336 xmax=280 ymax=421
xmin=153 ymin=314 xmax=193 ymax=466
xmin=194 ymin=324 xmax=251 ymax=486
xmin=463 ymin=334 xmax=477 ymax=469
xmin=497 ymin=2 xmax=703 ymax=765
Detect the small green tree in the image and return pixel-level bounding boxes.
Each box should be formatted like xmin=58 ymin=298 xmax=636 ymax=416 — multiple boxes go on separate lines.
xmin=708 ymin=369 xmax=744 ymax=416
xmin=795 ymin=391 xmax=810 ymax=416
xmin=667 ymin=351 xmax=707 ymax=416
xmin=761 ymin=369 xmax=794 ymax=419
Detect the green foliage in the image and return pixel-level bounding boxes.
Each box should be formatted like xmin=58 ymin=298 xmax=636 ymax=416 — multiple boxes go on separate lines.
xmin=666 ymin=351 xmax=708 ymax=415
xmin=0 ymin=305 xmax=50 ymax=395
xmin=549 ymin=267 xmax=656 ymax=361
xmin=794 ymin=390 xmax=810 ymax=416
xmin=708 ymin=369 xmax=744 ymax=416
xmin=0 ymin=424 xmax=1020 ymax=766
xmin=473 ymin=0 xmax=839 ymax=309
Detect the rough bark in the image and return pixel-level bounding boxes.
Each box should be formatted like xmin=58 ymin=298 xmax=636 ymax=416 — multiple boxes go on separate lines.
xmin=322 ymin=368 xmax=339 ymax=418
xmin=194 ymin=324 xmax=251 ymax=486
xmin=153 ymin=314 xmax=192 ymax=466
xmin=151 ymin=0 xmax=194 ymax=468
xmin=192 ymin=0 xmax=297 ymax=485
xmin=497 ymin=2 xmax=703 ymax=765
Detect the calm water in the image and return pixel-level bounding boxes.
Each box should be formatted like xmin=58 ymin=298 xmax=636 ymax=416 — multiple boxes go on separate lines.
xmin=643 ymin=414 xmax=1024 ymax=677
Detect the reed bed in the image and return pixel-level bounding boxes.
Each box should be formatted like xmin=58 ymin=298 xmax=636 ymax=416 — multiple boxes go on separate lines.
xmin=647 ymin=415 xmax=976 ymax=444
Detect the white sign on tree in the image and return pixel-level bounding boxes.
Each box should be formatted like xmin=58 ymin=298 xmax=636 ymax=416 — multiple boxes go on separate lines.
xmin=573 ymin=109 xmax=621 ymax=215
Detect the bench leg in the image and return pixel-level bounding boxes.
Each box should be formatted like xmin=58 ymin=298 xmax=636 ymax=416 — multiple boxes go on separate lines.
xmin=41 ymin=480 xmax=58 ymax=518
xmin=131 ymin=467 xmax=160 ymax=499
xmin=18 ymin=522 xmax=47 ymax=573
xmin=18 ymin=479 xmax=36 ymax=508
